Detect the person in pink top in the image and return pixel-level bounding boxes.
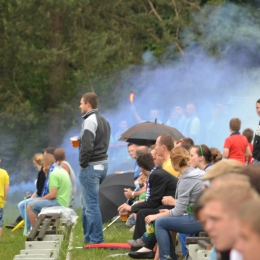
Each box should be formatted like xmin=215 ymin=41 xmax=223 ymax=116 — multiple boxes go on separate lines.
xmin=223 ymin=118 xmax=252 ymax=165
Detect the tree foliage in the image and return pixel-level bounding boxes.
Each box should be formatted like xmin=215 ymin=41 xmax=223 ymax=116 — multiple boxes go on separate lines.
xmin=1 ymin=0 xmax=258 ymax=175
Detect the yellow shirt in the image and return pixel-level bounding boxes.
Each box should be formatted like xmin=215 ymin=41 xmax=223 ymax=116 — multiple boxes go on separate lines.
xmin=162 ymin=158 xmax=179 ymax=177
xmin=0 ymin=168 xmax=9 ymax=208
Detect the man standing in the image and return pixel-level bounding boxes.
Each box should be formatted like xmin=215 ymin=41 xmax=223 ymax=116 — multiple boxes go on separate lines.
xmin=77 ymin=92 xmax=110 ymax=244
xmin=183 ymin=102 xmax=201 ymax=144
xmin=253 ymin=99 xmax=260 ymax=163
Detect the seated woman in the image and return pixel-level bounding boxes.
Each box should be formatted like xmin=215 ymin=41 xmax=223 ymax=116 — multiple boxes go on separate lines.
xmin=129 ymin=146 xmax=204 ymax=260
xmin=17 ymin=153 xmax=46 ymax=232
xmin=189 ymin=144 xmax=214 ymax=172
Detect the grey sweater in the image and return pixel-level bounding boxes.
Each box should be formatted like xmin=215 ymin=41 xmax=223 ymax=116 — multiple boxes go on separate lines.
xmin=169 ymin=167 xmax=204 ymax=216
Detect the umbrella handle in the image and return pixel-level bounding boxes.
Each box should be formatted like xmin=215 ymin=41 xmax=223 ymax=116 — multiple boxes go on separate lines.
xmin=102 ymin=201 xmax=137 ymax=232
xmin=103 ymin=215 xmax=121 ymax=231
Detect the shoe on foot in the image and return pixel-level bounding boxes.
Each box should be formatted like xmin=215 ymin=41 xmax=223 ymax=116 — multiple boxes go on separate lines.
xmin=5 ymin=222 xmax=18 ymax=229
xmin=128 ymin=250 xmax=155 ymax=259
xmin=127 ymin=238 xmax=145 ymax=247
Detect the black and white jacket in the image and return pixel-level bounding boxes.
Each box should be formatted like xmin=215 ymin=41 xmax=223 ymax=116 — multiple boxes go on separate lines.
xmin=80 ymin=109 xmax=111 ymax=168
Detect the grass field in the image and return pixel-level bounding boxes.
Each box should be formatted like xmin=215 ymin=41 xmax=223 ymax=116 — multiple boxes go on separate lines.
xmin=2 ymin=202 xmax=135 ymax=260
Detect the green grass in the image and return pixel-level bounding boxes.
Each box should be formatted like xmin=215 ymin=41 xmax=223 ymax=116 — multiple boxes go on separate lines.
xmin=2 ymin=203 xmax=134 ymax=260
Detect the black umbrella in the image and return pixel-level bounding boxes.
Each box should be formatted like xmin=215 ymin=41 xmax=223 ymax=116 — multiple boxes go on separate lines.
xmin=99 ymin=173 xmax=135 ymax=223
xmin=118 ymin=121 xmax=184 ymax=146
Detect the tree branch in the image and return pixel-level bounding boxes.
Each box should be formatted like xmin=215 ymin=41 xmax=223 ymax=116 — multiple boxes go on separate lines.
xmin=183 ymin=0 xmax=200 ymax=11
xmin=148 ymin=1 xmax=162 ymax=21
xmin=172 ymin=0 xmax=179 ymax=18
xmin=175 ymin=42 xmax=184 ymax=56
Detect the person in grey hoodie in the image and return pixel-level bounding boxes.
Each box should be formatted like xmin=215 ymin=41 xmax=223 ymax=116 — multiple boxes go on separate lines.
xmin=129 ymin=146 xmax=204 ymax=260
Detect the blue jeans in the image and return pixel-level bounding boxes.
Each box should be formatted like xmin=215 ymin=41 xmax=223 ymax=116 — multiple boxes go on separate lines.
xmin=79 ymin=163 xmax=108 ymax=243
xmin=179 ymin=233 xmax=196 ymax=255
xmin=155 ymin=214 xmax=203 ymax=260
xmin=28 ymin=199 xmax=60 ymax=215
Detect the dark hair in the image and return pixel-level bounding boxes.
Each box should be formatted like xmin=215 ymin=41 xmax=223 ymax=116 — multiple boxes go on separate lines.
xmin=137 ymin=153 xmax=155 ymax=171
xmin=136 ymin=146 xmax=150 ymax=158
xmin=54 ymin=148 xmax=66 ymax=161
xmin=43 ymin=147 xmax=55 ymax=155
xmin=177 ymin=137 xmax=194 ymax=147
xmin=242 ymin=128 xmax=254 ymax=143
xmin=193 ymin=144 xmax=212 ymax=163
xmin=182 ymin=144 xmax=192 ymax=151
xmin=182 ymin=138 xmax=194 ymax=146
xmin=240 ymin=164 xmax=260 ymax=195
xmin=229 ymin=118 xmax=241 ymax=132
xmin=82 ymin=92 xmax=98 ymax=109
xmin=210 ymin=147 xmax=222 ymax=164
xmin=257 ymin=99 xmax=260 ymax=104
xmin=127 ymin=143 xmax=136 ymax=147
xmin=158 ymin=134 xmax=174 ymax=151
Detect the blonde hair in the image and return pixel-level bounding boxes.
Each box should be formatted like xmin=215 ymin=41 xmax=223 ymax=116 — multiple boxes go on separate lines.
xmin=170 ymin=146 xmax=190 ymax=168
xmin=238 ymin=197 xmax=260 ymax=235
xmin=201 ymin=178 xmax=257 ymax=213
xmin=33 ymin=153 xmax=43 ymax=166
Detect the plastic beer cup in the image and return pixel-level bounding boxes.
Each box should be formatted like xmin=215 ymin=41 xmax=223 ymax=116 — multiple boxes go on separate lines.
xmin=70 ymin=136 xmax=80 ymax=148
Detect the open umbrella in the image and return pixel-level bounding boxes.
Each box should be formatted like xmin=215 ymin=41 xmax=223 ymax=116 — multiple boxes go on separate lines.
xmin=99 ymin=173 xmax=135 ymax=223
xmin=118 ymin=121 xmax=184 ymax=146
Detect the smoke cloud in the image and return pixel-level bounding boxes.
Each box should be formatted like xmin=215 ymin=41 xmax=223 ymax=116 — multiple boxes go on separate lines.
xmin=6 ymin=3 xmax=260 ymax=202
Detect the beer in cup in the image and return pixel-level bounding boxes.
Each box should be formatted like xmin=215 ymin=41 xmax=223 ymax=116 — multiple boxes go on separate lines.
xmin=119 ymin=211 xmax=129 ymax=222
xmin=70 ymin=136 xmax=80 ymax=148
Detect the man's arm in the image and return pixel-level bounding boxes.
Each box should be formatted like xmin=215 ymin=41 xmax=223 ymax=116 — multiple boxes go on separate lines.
xmin=131 ymin=171 xmax=166 ymax=213
xmin=38 ymin=187 xmax=58 ymax=200
xmin=80 ymin=118 xmax=97 ymax=168
xmin=245 ymin=146 xmax=252 ymax=157
xmin=223 ymin=148 xmax=229 ymax=159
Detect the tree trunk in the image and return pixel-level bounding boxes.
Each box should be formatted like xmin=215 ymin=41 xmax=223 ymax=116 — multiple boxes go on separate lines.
xmin=47 ymin=12 xmax=63 ymax=147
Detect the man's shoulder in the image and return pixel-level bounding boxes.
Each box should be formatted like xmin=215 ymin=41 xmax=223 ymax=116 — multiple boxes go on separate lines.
xmin=0 ymin=168 xmax=9 ymax=176
xmin=152 ymin=167 xmax=177 ymax=179
xmin=51 ymin=166 xmax=69 ymax=176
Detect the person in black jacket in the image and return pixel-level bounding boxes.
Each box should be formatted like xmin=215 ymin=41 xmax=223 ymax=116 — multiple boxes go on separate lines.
xmin=253 ymin=99 xmax=260 ymax=163
xmin=118 ymin=153 xmax=178 ymax=247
